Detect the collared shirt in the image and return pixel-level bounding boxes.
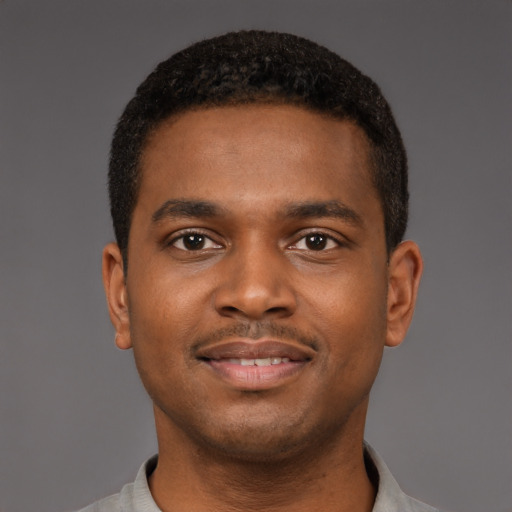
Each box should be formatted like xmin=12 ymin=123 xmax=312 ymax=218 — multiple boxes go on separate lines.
xmin=76 ymin=443 xmax=439 ymax=512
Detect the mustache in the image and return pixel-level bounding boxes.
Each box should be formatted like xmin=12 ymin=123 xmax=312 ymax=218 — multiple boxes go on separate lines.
xmin=191 ymin=321 xmax=320 ymax=352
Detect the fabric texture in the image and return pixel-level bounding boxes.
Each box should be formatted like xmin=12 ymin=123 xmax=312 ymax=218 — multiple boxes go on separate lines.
xmin=75 ymin=443 xmax=439 ymax=512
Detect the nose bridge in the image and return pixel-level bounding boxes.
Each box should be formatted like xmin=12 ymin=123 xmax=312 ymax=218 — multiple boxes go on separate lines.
xmin=214 ymin=236 xmax=296 ymax=319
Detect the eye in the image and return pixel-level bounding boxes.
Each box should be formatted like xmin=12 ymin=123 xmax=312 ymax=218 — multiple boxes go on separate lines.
xmin=292 ymin=233 xmax=340 ymax=251
xmin=171 ymin=232 xmax=222 ymax=251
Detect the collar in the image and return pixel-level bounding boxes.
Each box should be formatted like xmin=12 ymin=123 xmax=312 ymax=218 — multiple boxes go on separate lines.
xmin=120 ymin=443 xmax=438 ymax=512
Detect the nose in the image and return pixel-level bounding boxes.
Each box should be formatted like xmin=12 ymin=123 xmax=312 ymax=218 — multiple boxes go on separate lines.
xmin=213 ymin=244 xmax=297 ymax=321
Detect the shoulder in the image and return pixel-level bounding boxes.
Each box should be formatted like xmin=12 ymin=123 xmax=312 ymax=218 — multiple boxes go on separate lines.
xmin=364 ymin=442 xmax=440 ymax=512
xmin=74 ymin=492 xmax=120 ymax=512
xmin=401 ymin=494 xmax=440 ymax=512
xmin=72 ymin=456 xmax=159 ymax=512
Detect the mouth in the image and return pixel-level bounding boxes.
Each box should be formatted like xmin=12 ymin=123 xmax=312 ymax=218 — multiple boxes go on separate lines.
xmin=196 ymin=340 xmax=315 ymax=391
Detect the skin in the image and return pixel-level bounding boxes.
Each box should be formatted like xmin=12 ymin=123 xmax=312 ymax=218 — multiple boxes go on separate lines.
xmin=103 ymin=104 xmax=423 ymax=512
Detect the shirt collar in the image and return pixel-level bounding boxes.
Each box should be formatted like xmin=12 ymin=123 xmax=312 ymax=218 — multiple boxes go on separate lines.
xmin=125 ymin=443 xmax=437 ymax=512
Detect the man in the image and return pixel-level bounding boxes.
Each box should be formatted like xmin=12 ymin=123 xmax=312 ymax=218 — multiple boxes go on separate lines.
xmin=80 ymin=30 xmax=434 ymax=511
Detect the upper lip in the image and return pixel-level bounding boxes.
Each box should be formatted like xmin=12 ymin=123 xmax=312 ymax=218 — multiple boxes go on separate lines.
xmin=196 ymin=340 xmax=316 ymax=362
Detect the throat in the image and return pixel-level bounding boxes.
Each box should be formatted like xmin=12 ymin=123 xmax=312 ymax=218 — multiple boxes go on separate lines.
xmin=149 ymin=438 xmax=376 ymax=512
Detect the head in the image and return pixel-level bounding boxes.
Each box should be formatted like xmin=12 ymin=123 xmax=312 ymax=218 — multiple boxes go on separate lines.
xmin=109 ymin=30 xmax=408 ymax=269
xmin=102 ymin=31 xmax=422 ymax=463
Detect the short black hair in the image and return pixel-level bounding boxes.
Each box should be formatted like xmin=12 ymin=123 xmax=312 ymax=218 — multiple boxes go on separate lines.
xmin=109 ymin=30 xmax=408 ymax=266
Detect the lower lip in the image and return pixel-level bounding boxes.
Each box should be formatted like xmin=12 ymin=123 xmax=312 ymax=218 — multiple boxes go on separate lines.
xmin=205 ymin=360 xmax=307 ymax=390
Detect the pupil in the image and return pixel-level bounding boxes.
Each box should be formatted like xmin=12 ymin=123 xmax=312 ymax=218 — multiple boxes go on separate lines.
xmin=184 ymin=234 xmax=204 ymax=250
xmin=306 ymin=234 xmax=327 ymax=250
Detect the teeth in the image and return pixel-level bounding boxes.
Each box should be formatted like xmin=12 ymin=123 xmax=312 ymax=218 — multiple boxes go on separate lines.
xmin=254 ymin=358 xmax=272 ymax=366
xmin=227 ymin=357 xmax=291 ymax=366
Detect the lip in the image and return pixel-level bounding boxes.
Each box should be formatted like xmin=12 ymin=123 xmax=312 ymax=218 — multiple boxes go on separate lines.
xmin=196 ymin=340 xmax=316 ymax=391
xmin=196 ymin=340 xmax=316 ymax=361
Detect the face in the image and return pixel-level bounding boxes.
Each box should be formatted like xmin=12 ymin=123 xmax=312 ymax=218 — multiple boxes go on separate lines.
xmin=104 ymin=104 xmax=422 ymax=462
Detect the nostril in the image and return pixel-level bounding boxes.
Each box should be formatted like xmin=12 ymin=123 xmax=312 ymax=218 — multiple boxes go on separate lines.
xmin=219 ymin=305 xmax=243 ymax=316
xmin=222 ymin=306 xmax=240 ymax=313
xmin=214 ymin=277 xmax=297 ymax=320
xmin=267 ymin=306 xmax=287 ymax=314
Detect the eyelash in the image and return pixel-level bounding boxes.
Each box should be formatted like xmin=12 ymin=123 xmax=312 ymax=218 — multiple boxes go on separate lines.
xmin=167 ymin=230 xmax=222 ymax=251
xmin=289 ymin=232 xmax=342 ymax=251
xmin=167 ymin=230 xmax=344 ymax=252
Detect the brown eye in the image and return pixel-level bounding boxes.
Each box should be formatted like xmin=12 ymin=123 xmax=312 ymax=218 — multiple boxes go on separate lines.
xmin=172 ymin=233 xmax=221 ymax=251
xmin=291 ymin=232 xmax=340 ymax=251
xmin=305 ymin=234 xmax=328 ymax=250
xmin=182 ymin=234 xmax=205 ymax=250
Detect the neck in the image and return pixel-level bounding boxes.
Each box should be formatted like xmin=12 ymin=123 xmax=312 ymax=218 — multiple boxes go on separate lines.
xmin=149 ymin=404 xmax=376 ymax=512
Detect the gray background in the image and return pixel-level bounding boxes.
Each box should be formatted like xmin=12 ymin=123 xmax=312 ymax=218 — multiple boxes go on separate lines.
xmin=1 ymin=1 xmax=510 ymax=511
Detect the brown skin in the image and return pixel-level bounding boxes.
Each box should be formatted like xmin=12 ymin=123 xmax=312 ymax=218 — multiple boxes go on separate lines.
xmin=103 ymin=105 xmax=423 ymax=512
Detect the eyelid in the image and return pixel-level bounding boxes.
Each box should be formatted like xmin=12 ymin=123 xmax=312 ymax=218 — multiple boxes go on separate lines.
xmin=166 ymin=228 xmax=223 ymax=250
xmin=287 ymin=229 xmax=347 ymax=250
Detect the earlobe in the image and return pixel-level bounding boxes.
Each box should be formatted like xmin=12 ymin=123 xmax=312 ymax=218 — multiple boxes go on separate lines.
xmin=102 ymin=243 xmax=132 ymax=350
xmin=385 ymin=240 xmax=423 ymax=348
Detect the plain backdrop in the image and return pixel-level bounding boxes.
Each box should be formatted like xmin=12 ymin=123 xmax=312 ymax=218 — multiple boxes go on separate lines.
xmin=1 ymin=1 xmax=511 ymax=511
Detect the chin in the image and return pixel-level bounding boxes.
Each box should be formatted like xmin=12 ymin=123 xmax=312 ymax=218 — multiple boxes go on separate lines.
xmin=187 ymin=408 xmax=346 ymax=465
xmin=199 ymin=428 xmax=309 ymax=464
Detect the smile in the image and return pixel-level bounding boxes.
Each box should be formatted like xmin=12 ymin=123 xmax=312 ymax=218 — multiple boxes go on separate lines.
xmin=196 ymin=340 xmax=315 ymax=391
xmin=227 ymin=357 xmax=290 ymax=366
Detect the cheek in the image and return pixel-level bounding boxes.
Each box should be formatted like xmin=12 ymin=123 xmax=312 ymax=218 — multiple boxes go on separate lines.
xmin=307 ymin=260 xmax=387 ymax=329
xmin=128 ymin=290 xmax=203 ymax=416
xmin=307 ymin=268 xmax=388 ymax=378
xmin=129 ymin=264 xmax=208 ymax=330
xmin=126 ymin=273 xmax=201 ymax=377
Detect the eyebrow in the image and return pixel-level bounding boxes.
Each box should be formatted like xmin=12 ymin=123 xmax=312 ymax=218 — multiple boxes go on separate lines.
xmin=282 ymin=200 xmax=363 ymax=225
xmin=151 ymin=198 xmax=362 ymax=226
xmin=152 ymin=199 xmax=225 ymax=223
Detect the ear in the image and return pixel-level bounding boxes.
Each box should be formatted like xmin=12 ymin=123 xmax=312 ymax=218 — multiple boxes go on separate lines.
xmin=385 ymin=240 xmax=423 ymax=348
xmin=102 ymin=243 xmax=132 ymax=350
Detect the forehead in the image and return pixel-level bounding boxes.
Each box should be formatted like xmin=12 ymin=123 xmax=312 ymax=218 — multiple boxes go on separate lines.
xmin=139 ymin=104 xmax=376 ymax=204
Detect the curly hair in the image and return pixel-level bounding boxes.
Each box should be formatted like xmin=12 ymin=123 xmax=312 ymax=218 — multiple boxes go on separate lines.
xmin=109 ymin=30 xmax=408 ymax=265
